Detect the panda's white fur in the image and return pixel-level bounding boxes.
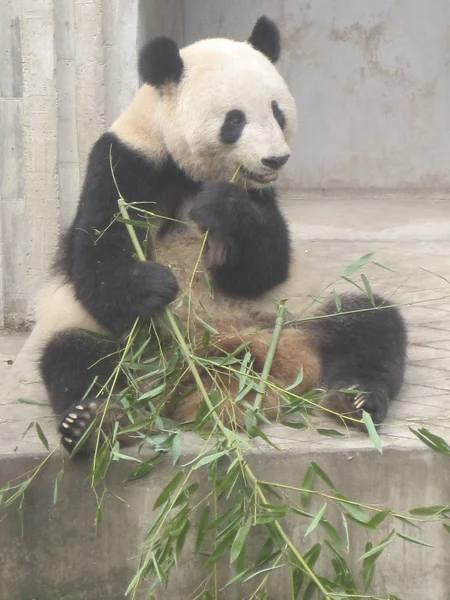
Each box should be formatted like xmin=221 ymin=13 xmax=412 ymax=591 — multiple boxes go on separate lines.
xmin=112 ymin=38 xmax=296 ymax=186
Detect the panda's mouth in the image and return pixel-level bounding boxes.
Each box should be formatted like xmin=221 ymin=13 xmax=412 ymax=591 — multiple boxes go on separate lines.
xmin=244 ymin=170 xmax=279 ymax=184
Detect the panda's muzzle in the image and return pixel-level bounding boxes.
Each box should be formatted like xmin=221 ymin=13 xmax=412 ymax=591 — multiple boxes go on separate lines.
xmin=246 ymin=154 xmax=291 ymax=184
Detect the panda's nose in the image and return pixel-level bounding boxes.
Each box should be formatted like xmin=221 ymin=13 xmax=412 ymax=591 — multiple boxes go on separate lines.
xmin=261 ymin=154 xmax=290 ymax=170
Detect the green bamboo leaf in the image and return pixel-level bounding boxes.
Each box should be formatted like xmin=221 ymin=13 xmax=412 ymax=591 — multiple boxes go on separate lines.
xmin=256 ymin=536 xmax=275 ymax=566
xmin=410 ymin=505 xmax=450 ymax=516
xmin=361 ymin=273 xmax=375 ymax=305
xmin=127 ymin=455 xmax=162 ymax=482
xmin=301 ymin=465 xmax=315 ymax=508
xmin=303 ymin=579 xmax=318 ymax=600
xmin=343 ymin=253 xmax=374 ymax=276
xmin=285 ymin=369 xmax=304 ymax=391
xmin=53 ymin=469 xmax=64 ymax=505
xmin=176 ymin=519 xmax=191 ymax=557
xmin=409 ymin=427 xmax=450 ymax=454
xmin=205 ymin=531 xmax=235 ymax=566
xmin=396 ymin=532 xmax=433 ymax=547
xmin=116 ymin=216 xmax=151 ymax=228
xmin=230 ymin=515 xmax=252 ymax=564
xmin=305 ymin=502 xmax=327 ymax=537
xmin=443 ymin=523 xmax=450 ymax=534
xmin=193 ymin=450 xmax=228 ymax=470
xmin=138 ymin=382 xmax=166 ymax=401
xmin=334 ymin=293 xmax=342 ymax=312
xmin=359 ymin=530 xmax=395 ymax=561
xmin=367 ymin=509 xmax=391 ymax=528
xmin=153 ymin=471 xmax=184 ymax=509
xmin=316 ymin=428 xmax=346 ymax=437
xmin=17 ymin=398 xmax=44 ymax=405
xmin=311 ymin=462 xmax=335 ymax=489
xmin=361 ymin=541 xmax=376 ymax=591
xmin=362 ymin=411 xmax=382 ymax=453
xmin=280 ymin=419 xmax=307 ymax=430
xmin=320 ymin=520 xmax=346 ymax=552
xmin=35 ymin=423 xmax=49 ymax=451
xmin=248 ymin=426 xmax=281 ymax=450
xmin=172 ymin=433 xmax=182 ymax=466
xmin=337 ymin=497 xmax=371 ymax=524
xmin=196 ymin=506 xmax=210 ymax=552
xmin=194 ymin=313 xmax=219 ymax=335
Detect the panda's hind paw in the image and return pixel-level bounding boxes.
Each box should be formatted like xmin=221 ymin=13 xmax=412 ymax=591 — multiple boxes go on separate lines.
xmin=59 ymin=399 xmax=104 ymax=454
xmin=321 ymin=387 xmax=388 ymax=431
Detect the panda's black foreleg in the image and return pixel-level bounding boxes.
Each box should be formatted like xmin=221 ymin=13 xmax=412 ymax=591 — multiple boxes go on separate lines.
xmin=309 ymin=292 xmax=407 ymax=428
xmin=39 ymin=328 xmax=124 ymax=454
xmin=189 ymin=182 xmax=291 ymax=297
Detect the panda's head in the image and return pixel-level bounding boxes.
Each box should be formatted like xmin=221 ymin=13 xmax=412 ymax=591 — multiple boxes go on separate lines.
xmin=138 ymin=16 xmax=296 ymax=188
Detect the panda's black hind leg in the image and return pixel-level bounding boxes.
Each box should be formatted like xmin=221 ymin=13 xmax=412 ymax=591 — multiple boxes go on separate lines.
xmin=309 ymin=291 xmax=407 ymax=430
xmin=39 ymin=328 xmax=123 ymax=454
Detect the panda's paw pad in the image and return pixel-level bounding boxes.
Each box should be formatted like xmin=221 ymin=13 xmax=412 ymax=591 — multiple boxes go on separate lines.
xmin=59 ymin=400 xmax=102 ymax=451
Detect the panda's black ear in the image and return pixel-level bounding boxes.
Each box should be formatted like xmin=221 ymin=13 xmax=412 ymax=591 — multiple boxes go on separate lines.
xmin=139 ymin=37 xmax=184 ymax=87
xmin=248 ymin=16 xmax=281 ymax=63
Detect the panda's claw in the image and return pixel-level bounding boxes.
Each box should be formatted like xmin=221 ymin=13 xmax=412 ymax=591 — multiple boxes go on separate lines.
xmin=59 ymin=398 xmax=103 ymax=452
xmin=354 ymin=394 xmax=366 ymax=410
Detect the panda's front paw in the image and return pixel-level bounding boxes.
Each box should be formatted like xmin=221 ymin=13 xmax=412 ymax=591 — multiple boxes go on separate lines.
xmin=59 ymin=399 xmax=102 ymax=454
xmin=190 ymin=182 xmax=249 ymax=232
xmin=128 ymin=261 xmax=179 ymax=317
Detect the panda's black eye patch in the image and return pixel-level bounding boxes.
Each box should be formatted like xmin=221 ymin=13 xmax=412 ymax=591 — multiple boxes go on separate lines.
xmin=220 ymin=110 xmax=246 ymax=144
xmin=272 ymin=101 xmax=286 ymax=130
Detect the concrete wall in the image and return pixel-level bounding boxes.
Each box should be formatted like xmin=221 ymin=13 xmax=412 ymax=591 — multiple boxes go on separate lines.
xmin=1 ymin=0 xmax=450 ymax=325
xmin=183 ymin=0 xmax=450 ymax=191
xmin=0 ymin=0 xmax=182 ymax=327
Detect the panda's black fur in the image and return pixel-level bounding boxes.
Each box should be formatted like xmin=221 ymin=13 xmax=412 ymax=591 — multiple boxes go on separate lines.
xmin=37 ymin=17 xmax=407 ymax=454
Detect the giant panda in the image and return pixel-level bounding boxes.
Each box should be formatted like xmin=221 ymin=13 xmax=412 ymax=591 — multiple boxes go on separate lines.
xmin=35 ymin=16 xmax=407 ymax=454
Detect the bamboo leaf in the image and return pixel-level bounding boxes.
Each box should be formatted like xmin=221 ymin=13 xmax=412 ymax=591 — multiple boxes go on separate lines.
xmin=410 ymin=505 xmax=450 ymax=516
xmin=362 ymin=411 xmax=383 ymax=453
xmin=301 ymin=465 xmax=315 ymax=508
xmin=343 ymin=253 xmax=374 ymax=276
xmin=127 ymin=456 xmax=162 ymax=482
xmin=396 ymin=532 xmax=433 ymax=547
xmin=316 ymin=428 xmax=346 ymax=437
xmin=195 ymin=506 xmax=210 ymax=552
xmin=361 ymin=273 xmax=375 ymax=305
xmin=359 ymin=530 xmax=395 ymax=561
xmin=409 ymin=427 xmax=450 ymax=454
xmin=367 ymin=509 xmax=391 ymax=528
xmin=305 ymin=502 xmax=327 ymax=537
xmin=285 ymin=369 xmax=304 ymax=391
xmin=193 ymin=450 xmax=228 ymax=470
xmin=35 ymin=423 xmax=49 ymax=451
xmin=311 ymin=462 xmax=335 ymax=489
xmin=153 ymin=471 xmax=184 ymax=509
xmin=230 ymin=515 xmax=252 ymax=564
xmin=176 ymin=519 xmax=191 ymax=557
xmin=53 ymin=469 xmax=64 ymax=505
